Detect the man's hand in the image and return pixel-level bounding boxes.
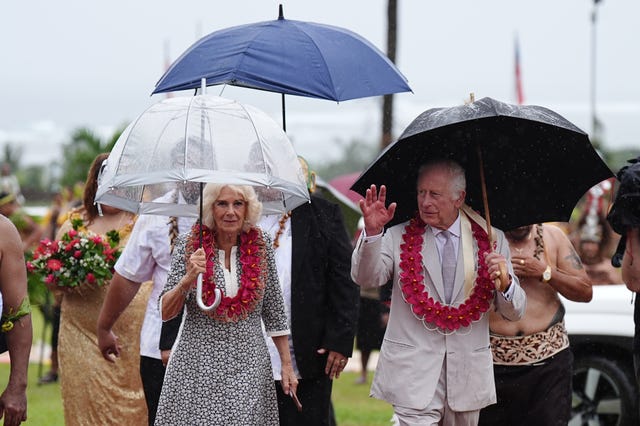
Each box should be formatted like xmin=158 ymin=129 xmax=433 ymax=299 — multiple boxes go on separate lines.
xmin=161 ymin=350 xmax=171 ymax=367
xmin=318 ymin=348 xmax=348 ymax=379
xmin=359 ymin=184 xmax=396 ymax=236
xmin=97 ymin=327 xmax=121 ymax=363
xmin=0 ymin=384 xmax=27 ymax=426
xmin=485 ymin=251 xmax=510 ymax=292
xmin=511 ymin=254 xmax=546 ymax=280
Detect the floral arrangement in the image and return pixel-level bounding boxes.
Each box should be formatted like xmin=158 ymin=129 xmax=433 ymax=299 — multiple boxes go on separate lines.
xmin=399 ymin=215 xmax=495 ymax=332
xmin=26 ymin=217 xmax=122 ymax=290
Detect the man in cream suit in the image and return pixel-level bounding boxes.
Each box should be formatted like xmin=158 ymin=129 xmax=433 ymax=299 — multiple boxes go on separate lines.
xmin=351 ymin=159 xmax=526 ymax=426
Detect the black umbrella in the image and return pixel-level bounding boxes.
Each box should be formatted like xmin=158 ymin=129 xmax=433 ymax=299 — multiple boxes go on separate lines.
xmin=351 ymin=97 xmax=614 ymax=232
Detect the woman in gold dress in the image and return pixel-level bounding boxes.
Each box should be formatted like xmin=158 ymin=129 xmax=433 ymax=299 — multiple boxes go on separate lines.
xmin=54 ymin=153 xmax=149 ymax=425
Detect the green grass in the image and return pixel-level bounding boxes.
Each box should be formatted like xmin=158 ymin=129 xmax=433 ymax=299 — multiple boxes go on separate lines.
xmin=332 ymin=372 xmax=395 ymax=426
xmin=0 ymin=362 xmax=64 ymax=425
xmin=0 ymin=368 xmax=392 ymax=426
xmin=0 ymin=309 xmax=64 ymax=425
xmin=0 ymin=309 xmax=393 ymax=425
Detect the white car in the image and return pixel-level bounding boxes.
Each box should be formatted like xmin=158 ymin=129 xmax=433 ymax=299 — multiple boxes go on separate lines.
xmin=564 ymin=284 xmax=638 ymax=426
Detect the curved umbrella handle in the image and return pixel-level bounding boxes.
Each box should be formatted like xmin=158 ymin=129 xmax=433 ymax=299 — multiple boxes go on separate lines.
xmin=195 ymin=273 xmax=222 ymax=311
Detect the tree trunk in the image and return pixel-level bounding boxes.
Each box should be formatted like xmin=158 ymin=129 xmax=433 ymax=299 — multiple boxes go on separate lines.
xmin=381 ymin=0 xmax=398 ymax=150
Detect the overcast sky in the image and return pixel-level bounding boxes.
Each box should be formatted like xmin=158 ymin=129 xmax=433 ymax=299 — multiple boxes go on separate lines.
xmin=2 ymin=0 xmax=638 ymax=167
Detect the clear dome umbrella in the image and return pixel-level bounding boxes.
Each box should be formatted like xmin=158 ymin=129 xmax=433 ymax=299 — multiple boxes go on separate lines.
xmin=96 ymin=94 xmax=310 ymax=310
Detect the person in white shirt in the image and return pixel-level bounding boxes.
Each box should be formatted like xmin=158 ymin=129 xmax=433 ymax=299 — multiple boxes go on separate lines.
xmin=97 ymin=188 xmax=195 ymax=426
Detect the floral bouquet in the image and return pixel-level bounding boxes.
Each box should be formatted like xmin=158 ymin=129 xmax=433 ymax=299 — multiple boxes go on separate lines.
xmin=27 ymin=217 xmax=122 ymax=291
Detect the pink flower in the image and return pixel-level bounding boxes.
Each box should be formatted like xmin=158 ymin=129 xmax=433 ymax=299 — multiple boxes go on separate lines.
xmin=397 ymin=214 xmax=496 ymax=332
xmin=47 ymin=259 xmax=63 ymax=271
xmin=86 ymin=273 xmax=96 ymax=284
xmin=73 ymin=250 xmax=83 ymax=259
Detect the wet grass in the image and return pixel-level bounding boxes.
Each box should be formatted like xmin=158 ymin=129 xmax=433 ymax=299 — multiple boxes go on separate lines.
xmin=0 ymin=310 xmax=393 ymax=425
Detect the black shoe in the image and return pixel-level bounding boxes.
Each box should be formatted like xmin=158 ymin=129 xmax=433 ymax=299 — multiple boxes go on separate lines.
xmin=38 ymin=371 xmax=58 ymax=385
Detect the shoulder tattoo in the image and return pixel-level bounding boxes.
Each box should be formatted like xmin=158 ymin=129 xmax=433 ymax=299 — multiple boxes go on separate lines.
xmin=564 ymin=247 xmax=584 ymax=270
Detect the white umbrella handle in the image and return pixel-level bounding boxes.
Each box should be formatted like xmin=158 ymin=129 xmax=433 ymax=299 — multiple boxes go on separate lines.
xmin=195 ymin=273 xmax=222 ymax=311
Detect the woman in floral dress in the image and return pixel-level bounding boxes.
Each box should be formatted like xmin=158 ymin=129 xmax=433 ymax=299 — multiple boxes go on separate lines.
xmin=156 ymin=183 xmax=297 ymax=425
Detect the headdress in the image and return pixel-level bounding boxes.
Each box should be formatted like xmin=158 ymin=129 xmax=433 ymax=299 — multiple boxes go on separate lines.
xmin=579 ymin=182 xmax=610 ymax=244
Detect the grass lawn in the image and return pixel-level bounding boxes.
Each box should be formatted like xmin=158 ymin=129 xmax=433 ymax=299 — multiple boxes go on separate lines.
xmin=0 ymin=310 xmax=393 ymax=425
xmin=0 ymin=367 xmax=392 ymax=426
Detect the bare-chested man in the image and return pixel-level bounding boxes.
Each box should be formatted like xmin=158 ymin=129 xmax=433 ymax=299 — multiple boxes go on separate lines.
xmin=479 ymin=223 xmax=592 ymax=426
xmin=0 ymin=214 xmax=32 ymax=426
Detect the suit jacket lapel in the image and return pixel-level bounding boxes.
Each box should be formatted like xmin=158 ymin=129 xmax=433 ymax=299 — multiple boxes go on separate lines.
xmin=421 ymin=228 xmax=447 ymax=302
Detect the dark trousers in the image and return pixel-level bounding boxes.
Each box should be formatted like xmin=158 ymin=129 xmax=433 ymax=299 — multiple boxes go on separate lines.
xmin=479 ymin=348 xmax=573 ymax=426
xmin=634 ymin=352 xmax=640 ymax=421
xmin=140 ymin=355 xmax=166 ymax=426
xmin=275 ymin=375 xmax=335 ymax=426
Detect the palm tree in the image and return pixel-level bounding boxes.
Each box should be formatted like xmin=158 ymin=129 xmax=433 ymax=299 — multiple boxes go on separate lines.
xmin=1 ymin=142 xmax=24 ymax=172
xmin=59 ymin=126 xmax=124 ymax=187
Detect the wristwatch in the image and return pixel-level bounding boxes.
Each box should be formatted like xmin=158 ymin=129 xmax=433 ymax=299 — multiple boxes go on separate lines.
xmin=542 ymin=265 xmax=552 ymax=283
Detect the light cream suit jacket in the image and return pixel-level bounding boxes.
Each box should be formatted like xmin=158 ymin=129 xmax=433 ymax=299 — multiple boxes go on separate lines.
xmin=351 ymin=218 xmax=526 ymax=412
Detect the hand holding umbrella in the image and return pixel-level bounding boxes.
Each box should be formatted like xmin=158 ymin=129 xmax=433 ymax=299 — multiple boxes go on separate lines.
xmin=485 ymin=252 xmax=510 ymax=293
xmin=163 ymin=248 xmax=214 ymax=313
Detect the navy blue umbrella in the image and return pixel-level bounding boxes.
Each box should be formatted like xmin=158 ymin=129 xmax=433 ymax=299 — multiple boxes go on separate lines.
xmin=153 ymin=5 xmax=411 ymax=129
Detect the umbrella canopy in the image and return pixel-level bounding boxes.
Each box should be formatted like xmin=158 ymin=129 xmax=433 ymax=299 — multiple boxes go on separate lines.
xmin=351 ymin=97 xmax=614 ymax=231
xmin=152 ymin=6 xmax=411 ymax=102
xmin=96 ymin=94 xmax=310 ymax=217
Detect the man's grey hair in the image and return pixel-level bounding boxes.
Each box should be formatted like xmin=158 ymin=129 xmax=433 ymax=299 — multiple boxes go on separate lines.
xmin=417 ymin=159 xmax=466 ymax=199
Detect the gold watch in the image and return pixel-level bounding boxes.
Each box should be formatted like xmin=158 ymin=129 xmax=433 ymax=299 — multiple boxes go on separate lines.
xmin=542 ymin=265 xmax=552 ymax=283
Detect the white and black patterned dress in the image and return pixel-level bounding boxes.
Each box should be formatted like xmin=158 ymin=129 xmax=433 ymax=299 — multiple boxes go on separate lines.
xmin=154 ymin=231 xmax=289 ymax=426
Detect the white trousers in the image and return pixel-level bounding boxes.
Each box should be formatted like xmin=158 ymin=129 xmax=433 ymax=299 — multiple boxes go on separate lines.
xmin=393 ymin=361 xmax=480 ymax=426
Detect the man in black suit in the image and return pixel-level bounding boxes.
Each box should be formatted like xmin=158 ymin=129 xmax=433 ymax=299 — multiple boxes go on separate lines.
xmin=260 ymin=157 xmax=359 ymax=425
xmin=267 ymin=190 xmax=360 ymax=426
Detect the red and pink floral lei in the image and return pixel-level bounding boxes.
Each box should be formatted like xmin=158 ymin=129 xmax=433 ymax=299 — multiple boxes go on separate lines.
xmin=189 ymin=224 xmax=267 ymax=323
xmin=399 ymin=215 xmax=495 ymax=332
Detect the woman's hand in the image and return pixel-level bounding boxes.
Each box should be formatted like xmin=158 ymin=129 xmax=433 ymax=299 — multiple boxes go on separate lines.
xmin=182 ymin=248 xmax=206 ymax=288
xmin=279 ymin=363 xmax=299 ymax=398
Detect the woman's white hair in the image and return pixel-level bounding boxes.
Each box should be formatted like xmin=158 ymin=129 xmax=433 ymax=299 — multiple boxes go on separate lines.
xmin=201 ymin=183 xmax=262 ymax=232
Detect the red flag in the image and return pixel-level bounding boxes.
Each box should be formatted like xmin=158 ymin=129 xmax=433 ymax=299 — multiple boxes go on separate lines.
xmin=514 ymin=37 xmax=524 ymax=105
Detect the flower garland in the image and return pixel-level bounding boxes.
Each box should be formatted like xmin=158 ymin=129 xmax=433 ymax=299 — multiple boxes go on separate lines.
xmin=399 ymin=215 xmax=495 ymax=332
xmin=190 ymin=224 xmax=267 ymax=323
